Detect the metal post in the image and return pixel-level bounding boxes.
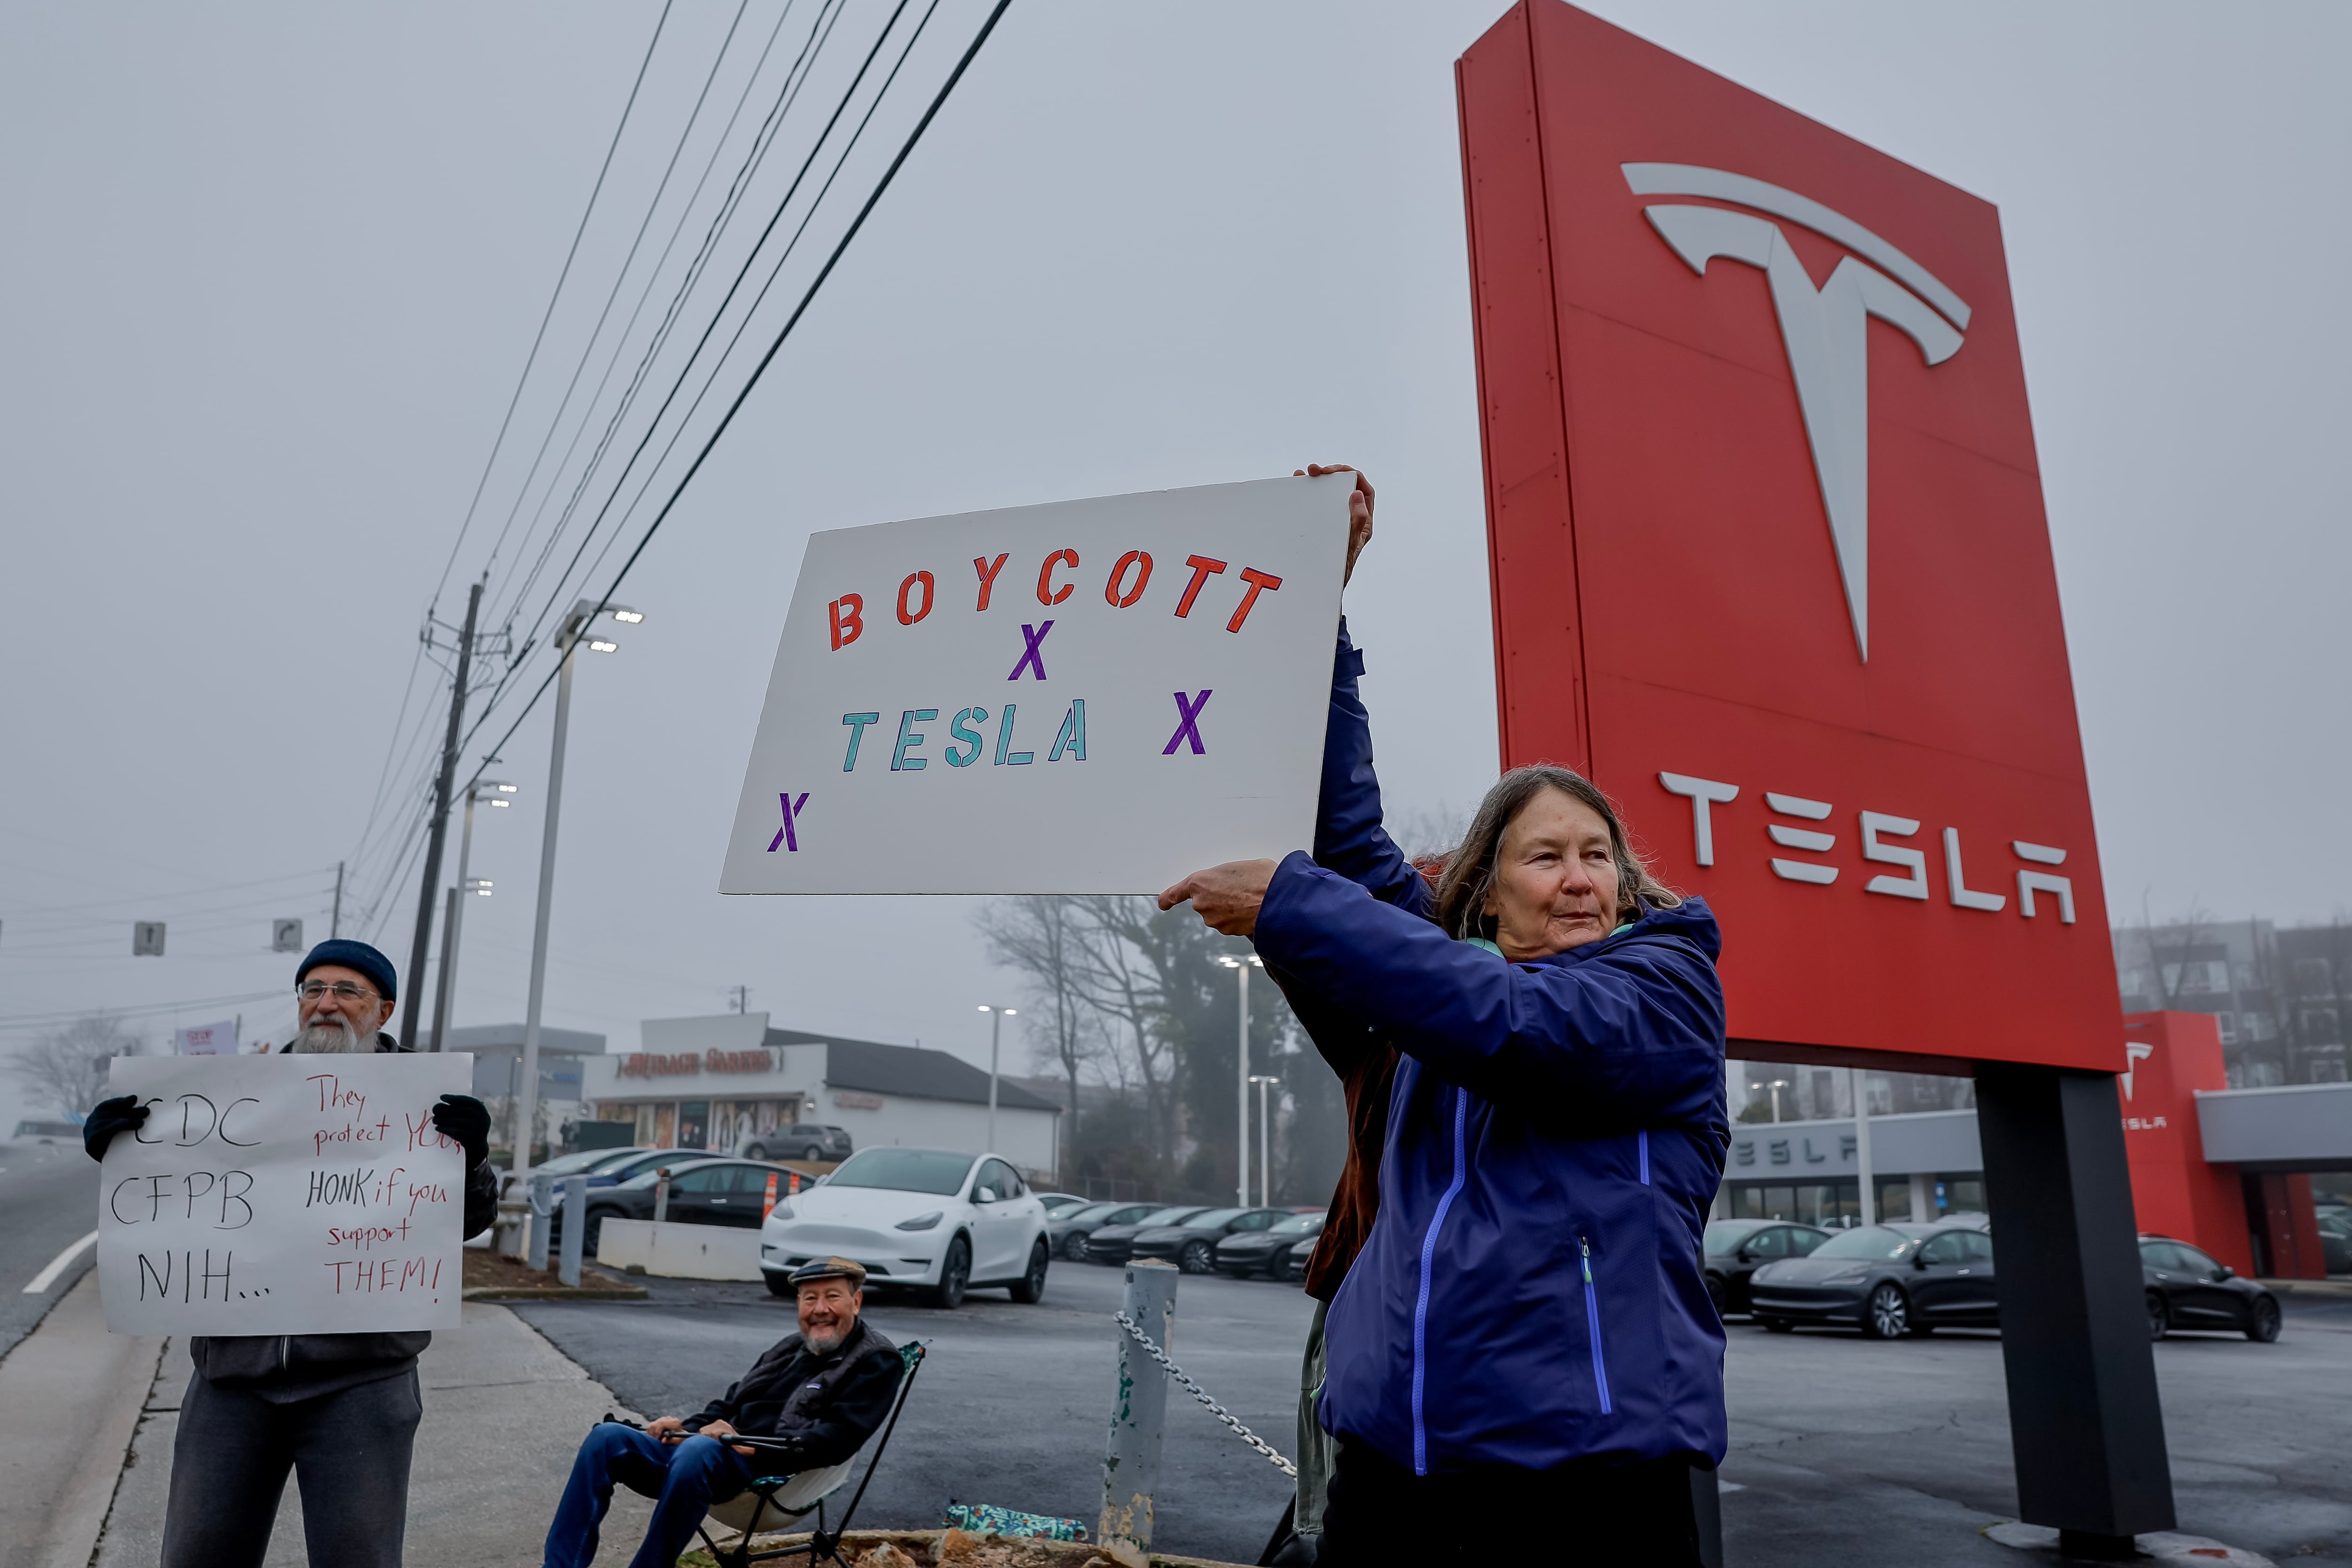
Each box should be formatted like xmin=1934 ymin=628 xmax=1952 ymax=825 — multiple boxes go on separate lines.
xmin=1851 ymin=1066 xmax=1875 ymax=1226
xmin=331 ymin=860 xmax=343 ymax=939
xmin=1977 ymin=1062 xmax=2175 ymax=1552
xmin=528 ymin=1173 xmax=554 ymax=1271
xmin=653 ymin=1169 xmax=671 ymax=1226
xmin=1235 ymin=963 xmax=1250 ymax=1207
xmin=1101 ymin=1260 xmax=1178 ymax=1550
xmin=559 ymin=1174 xmax=587 ymax=1285
xmin=401 ymin=580 xmax=481 ymax=1056
xmin=516 ymin=638 xmax=578 ymax=1200
xmin=428 ymin=787 xmax=480 ymax=1054
xmin=1257 ymin=1077 xmax=1274 ymax=1208
xmin=987 ymin=1007 xmax=1001 ymax=1155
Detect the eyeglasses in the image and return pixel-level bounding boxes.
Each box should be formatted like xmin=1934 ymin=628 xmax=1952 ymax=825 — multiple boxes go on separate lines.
xmin=297 ymin=980 xmax=380 ymax=1003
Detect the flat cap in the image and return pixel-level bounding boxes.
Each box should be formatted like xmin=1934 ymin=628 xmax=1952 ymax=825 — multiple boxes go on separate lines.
xmin=788 ymin=1256 xmax=867 ymax=1289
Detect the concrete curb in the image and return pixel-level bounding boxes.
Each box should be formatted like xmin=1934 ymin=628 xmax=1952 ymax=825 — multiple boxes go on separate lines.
xmin=461 ymin=1284 xmax=650 ymax=1302
xmin=0 ymin=1271 xmax=165 ymax=1568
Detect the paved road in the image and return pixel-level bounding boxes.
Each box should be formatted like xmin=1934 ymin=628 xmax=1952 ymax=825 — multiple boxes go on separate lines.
xmin=520 ymin=1260 xmax=2352 ymax=1567
xmin=0 ymin=1137 xmax=100 ymax=1361
xmin=1717 ymin=1298 xmax=2352 ymax=1566
xmin=516 ymin=1260 xmax=1316 ymax=1565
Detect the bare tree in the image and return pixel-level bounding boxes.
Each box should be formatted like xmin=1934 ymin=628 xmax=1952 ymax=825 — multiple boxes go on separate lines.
xmin=977 ymin=897 xmax=1101 ymax=1155
xmin=1066 ymin=896 xmax=1183 ymax=1163
xmin=10 ymin=1014 xmax=143 ymax=1116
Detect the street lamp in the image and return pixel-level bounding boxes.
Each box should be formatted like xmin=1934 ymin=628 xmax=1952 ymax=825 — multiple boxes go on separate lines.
xmin=426 ymin=777 xmax=513 ymax=1056
xmin=1216 ymin=954 xmax=1264 ymax=1207
xmin=1248 ymin=1075 xmax=1281 ymax=1208
xmin=977 ymin=1004 xmax=1017 ymax=1154
xmin=514 ymin=599 xmax=641 ymax=1211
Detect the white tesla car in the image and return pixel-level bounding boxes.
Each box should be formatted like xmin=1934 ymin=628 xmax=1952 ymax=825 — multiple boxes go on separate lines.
xmin=758 ymin=1147 xmax=1049 ymax=1308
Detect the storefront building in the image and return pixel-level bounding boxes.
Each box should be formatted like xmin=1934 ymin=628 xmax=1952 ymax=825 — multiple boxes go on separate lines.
xmin=1713 ymin=1010 xmax=2352 ymax=1277
xmin=577 ymin=1012 xmax=1062 ymax=1178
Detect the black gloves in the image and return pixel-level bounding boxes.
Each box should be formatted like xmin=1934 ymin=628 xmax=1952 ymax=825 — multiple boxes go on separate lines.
xmin=431 ymin=1093 xmax=492 ymax=1170
xmin=84 ymin=1095 xmax=149 ymax=1162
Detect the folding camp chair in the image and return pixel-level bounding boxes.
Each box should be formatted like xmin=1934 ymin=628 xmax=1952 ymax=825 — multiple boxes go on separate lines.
xmin=689 ymin=1340 xmax=928 ymax=1568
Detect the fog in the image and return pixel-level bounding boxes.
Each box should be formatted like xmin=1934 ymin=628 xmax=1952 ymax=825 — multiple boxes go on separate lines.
xmin=4 ymin=1 xmax=2344 ymax=1127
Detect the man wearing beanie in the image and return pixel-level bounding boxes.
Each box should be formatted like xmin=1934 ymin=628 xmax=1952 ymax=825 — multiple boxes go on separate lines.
xmin=80 ymin=939 xmax=500 ymax=1568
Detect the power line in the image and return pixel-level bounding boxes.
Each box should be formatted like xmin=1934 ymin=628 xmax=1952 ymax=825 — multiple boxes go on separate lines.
xmin=489 ymin=0 xmax=847 ymax=638
xmin=428 ymin=0 xmax=679 ymax=616
xmin=576 ymin=0 xmax=1014 ymax=635
xmin=488 ymin=0 xmax=924 ymax=679
xmin=474 ymin=0 xmax=760 ymax=629
xmin=372 ymin=0 xmax=1016 ymax=897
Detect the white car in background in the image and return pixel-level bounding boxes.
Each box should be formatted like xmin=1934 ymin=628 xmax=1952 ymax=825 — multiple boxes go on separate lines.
xmin=759 ymin=1148 xmax=1049 ymax=1309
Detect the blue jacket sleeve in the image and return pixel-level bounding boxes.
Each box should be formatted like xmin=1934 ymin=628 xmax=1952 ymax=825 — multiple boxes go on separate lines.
xmin=1254 ymin=853 xmax=1725 ymax=1128
xmin=1313 ymin=620 xmax=1431 ymax=917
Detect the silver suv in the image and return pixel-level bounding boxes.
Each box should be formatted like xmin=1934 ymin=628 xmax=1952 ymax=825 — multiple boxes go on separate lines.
xmin=740 ymin=1122 xmax=852 ymax=1163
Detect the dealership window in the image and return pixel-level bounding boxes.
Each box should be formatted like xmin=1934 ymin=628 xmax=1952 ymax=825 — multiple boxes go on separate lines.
xmin=2296 ymin=958 xmax=2335 ymax=999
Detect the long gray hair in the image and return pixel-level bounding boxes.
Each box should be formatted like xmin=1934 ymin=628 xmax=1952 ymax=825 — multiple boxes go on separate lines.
xmin=1431 ymin=765 xmax=1680 ymax=941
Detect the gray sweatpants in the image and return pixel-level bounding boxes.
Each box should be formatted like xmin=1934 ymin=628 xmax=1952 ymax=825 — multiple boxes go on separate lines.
xmin=162 ymin=1366 xmax=422 ymax=1568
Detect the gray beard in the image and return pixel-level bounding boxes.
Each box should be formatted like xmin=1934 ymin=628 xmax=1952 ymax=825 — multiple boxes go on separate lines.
xmin=290 ymin=1014 xmax=372 ymax=1054
xmin=802 ymin=1321 xmax=851 ymax=1356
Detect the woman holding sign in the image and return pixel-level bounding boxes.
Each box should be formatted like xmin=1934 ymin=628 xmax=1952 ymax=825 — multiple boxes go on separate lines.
xmin=1162 ymin=468 xmax=1727 ymax=1566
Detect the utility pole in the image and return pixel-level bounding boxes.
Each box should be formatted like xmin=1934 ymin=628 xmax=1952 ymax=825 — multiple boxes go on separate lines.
xmin=730 ymin=985 xmax=749 ymax=1014
xmin=331 ymin=861 xmax=344 ymax=939
xmin=400 ymin=580 xmax=482 ymax=1053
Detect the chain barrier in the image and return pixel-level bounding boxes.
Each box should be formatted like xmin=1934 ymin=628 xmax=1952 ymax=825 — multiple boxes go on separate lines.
xmin=1113 ymin=1311 xmax=1298 ymax=1478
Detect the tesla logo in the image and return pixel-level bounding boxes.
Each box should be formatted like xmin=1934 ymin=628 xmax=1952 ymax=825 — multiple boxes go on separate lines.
xmin=2121 ymin=1040 xmax=2155 ymax=1100
xmin=1625 ymin=164 xmax=1972 ymax=661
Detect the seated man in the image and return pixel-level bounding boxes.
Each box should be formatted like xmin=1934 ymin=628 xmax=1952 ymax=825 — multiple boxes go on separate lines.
xmin=544 ymin=1258 xmax=903 ymax=1568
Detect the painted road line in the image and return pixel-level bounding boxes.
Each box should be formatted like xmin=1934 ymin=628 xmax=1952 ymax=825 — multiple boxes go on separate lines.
xmin=23 ymin=1231 xmax=98 ymax=1294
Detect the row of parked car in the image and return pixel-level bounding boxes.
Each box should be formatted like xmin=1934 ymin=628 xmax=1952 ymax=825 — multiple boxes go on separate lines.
xmin=1706 ymin=1215 xmax=2285 ymax=1343
xmin=1045 ymin=1199 xmax=1327 ymax=1278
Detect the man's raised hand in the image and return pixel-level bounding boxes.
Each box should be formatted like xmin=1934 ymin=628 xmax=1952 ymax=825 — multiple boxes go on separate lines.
xmin=1294 ymin=463 xmax=1375 ymax=584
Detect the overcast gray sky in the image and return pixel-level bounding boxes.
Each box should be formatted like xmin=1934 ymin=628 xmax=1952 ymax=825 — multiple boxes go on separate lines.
xmin=3 ymin=1 xmax=2346 ymax=1123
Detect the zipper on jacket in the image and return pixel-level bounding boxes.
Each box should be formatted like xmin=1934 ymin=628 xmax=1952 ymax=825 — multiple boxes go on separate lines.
xmin=1409 ymin=1087 xmax=1471 ymax=1476
xmin=279 ymin=1336 xmax=290 ymax=1373
xmin=1637 ymin=1129 xmax=1650 ymax=1186
xmin=1581 ymin=1237 xmax=1613 ymax=1416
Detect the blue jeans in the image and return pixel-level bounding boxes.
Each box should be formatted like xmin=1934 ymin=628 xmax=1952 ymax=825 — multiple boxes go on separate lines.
xmin=544 ymin=1425 xmax=755 ymax=1568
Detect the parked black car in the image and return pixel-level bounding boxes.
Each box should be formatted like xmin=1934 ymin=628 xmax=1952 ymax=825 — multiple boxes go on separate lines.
xmin=739 ymin=1122 xmax=852 ymax=1162
xmin=1282 ymin=1231 xmax=1321 ymax=1282
xmin=1219 ymin=1211 xmax=1327 ymax=1279
xmin=2141 ymin=1235 xmax=2281 ymax=1342
xmin=1702 ymin=1218 xmax=1831 ymax=1315
xmin=1052 ymin=1202 xmax=1157 ymax=1260
xmin=1084 ymin=1205 xmax=1213 ymax=1266
xmin=1750 ymin=1222 xmax=1996 ymax=1338
xmin=1130 ymin=1207 xmax=1290 ymax=1273
xmin=564 ymin=1158 xmax=799 ymax=1257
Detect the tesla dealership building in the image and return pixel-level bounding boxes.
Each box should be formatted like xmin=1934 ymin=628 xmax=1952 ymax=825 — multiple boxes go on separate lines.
xmin=1716 ymin=1009 xmax=2351 ymax=1278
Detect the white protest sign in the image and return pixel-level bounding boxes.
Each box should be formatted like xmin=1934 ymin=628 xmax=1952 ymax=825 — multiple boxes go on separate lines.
xmin=174 ymin=1019 xmax=237 ymax=1056
xmin=721 ymin=475 xmax=1351 ymax=894
xmin=98 ymin=1053 xmax=470 ymax=1335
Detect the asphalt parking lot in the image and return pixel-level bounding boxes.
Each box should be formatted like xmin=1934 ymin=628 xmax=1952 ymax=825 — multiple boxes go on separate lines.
xmin=515 ymin=1262 xmax=2352 ymax=1567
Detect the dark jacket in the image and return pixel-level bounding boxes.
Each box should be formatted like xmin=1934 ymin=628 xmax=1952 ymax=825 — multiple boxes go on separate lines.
xmin=191 ymin=1032 xmax=501 ymax=1401
xmin=688 ymin=1316 xmax=904 ymax=1469
xmin=1254 ymin=622 xmax=1730 ymax=1476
